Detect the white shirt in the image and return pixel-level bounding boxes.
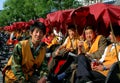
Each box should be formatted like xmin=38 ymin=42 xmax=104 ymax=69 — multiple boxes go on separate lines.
xmin=99 ymin=43 xmax=120 ymax=62
xmin=53 ymin=29 xmax=64 ymax=42
xmin=10 ymin=32 xmax=14 ymax=39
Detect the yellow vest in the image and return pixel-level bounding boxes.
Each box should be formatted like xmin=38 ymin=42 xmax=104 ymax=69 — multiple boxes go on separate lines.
xmin=5 ymin=40 xmax=46 ymax=82
xmin=104 ymin=44 xmax=120 ymax=65
xmin=98 ymin=44 xmax=120 ymax=76
xmin=47 ymin=37 xmax=59 ymax=48
xmin=84 ymin=35 xmax=102 ymax=54
xmin=65 ymin=37 xmax=79 ymax=50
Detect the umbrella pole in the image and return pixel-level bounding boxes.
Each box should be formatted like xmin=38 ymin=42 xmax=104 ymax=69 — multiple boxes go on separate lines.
xmin=110 ymin=23 xmax=120 ymax=74
xmin=73 ymin=17 xmax=80 ymax=38
xmin=69 ymin=17 xmax=79 ymax=49
xmin=110 ymin=22 xmax=119 ymax=61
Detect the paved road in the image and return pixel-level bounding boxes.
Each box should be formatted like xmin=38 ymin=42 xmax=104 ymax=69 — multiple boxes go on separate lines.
xmin=0 ymin=72 xmax=3 ymax=83
xmin=0 ymin=57 xmax=9 ymax=83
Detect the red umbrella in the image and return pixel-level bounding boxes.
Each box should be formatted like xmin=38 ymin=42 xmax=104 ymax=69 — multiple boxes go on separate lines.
xmin=89 ymin=3 xmax=120 ymax=36
xmin=12 ymin=22 xmax=26 ymax=29
xmin=46 ymin=9 xmax=74 ymax=34
xmin=37 ymin=18 xmax=45 ymax=23
xmin=4 ymin=25 xmax=14 ymax=31
xmin=89 ymin=3 xmax=120 ymax=25
xmin=4 ymin=22 xmax=31 ymax=31
xmin=68 ymin=7 xmax=96 ymax=35
xmin=46 ymin=9 xmax=73 ymax=25
xmin=69 ymin=3 xmax=120 ymax=36
xmin=12 ymin=21 xmax=32 ymax=30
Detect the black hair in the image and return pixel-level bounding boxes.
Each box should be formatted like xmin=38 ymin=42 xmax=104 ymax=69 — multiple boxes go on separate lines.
xmin=67 ymin=24 xmax=76 ymax=30
xmin=112 ymin=25 xmax=120 ymax=36
xmin=84 ymin=26 xmax=95 ymax=32
xmin=30 ymin=21 xmax=46 ymax=34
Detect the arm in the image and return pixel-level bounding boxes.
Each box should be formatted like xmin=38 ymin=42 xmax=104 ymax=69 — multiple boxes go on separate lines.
xmin=92 ymin=46 xmax=118 ymax=71
xmin=92 ymin=64 xmax=113 ymax=71
xmin=11 ymin=43 xmax=25 ymax=81
xmin=55 ymin=37 xmax=68 ymax=55
xmin=102 ymin=51 xmax=120 ymax=70
xmin=99 ymin=46 xmax=108 ymax=63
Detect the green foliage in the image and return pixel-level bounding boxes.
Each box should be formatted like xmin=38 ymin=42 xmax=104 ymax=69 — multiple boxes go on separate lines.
xmin=0 ymin=0 xmax=82 ymax=27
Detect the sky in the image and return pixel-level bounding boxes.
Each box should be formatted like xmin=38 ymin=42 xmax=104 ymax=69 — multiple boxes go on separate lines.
xmin=0 ymin=0 xmax=6 ymax=10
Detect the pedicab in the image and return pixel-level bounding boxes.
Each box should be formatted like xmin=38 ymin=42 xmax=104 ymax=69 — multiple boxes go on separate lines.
xmin=68 ymin=3 xmax=120 ymax=83
xmin=46 ymin=3 xmax=120 ymax=83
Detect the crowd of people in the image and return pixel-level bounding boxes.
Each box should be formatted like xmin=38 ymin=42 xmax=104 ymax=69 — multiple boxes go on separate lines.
xmin=1 ymin=21 xmax=120 ymax=83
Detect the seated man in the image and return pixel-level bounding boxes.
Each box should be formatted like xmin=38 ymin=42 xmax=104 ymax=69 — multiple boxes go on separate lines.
xmin=55 ymin=25 xmax=108 ymax=82
xmin=83 ymin=26 xmax=108 ymax=60
xmin=75 ymin=25 xmax=120 ymax=83
xmin=93 ymin=25 xmax=120 ymax=76
xmin=48 ymin=24 xmax=79 ymax=75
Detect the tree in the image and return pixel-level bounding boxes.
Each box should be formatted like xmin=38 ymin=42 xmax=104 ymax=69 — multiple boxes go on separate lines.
xmin=0 ymin=0 xmax=82 ymax=27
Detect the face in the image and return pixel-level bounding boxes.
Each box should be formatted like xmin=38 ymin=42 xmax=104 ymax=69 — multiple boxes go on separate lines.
xmin=22 ymin=29 xmax=26 ymax=33
xmin=30 ymin=28 xmax=44 ymax=44
xmin=85 ymin=29 xmax=96 ymax=42
xmin=68 ymin=29 xmax=76 ymax=38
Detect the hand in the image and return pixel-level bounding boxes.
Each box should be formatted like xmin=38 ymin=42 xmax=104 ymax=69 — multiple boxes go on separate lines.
xmin=91 ymin=59 xmax=101 ymax=70
xmin=55 ymin=50 xmax=59 ymax=56
xmin=96 ymin=65 xmax=104 ymax=71
xmin=92 ymin=64 xmax=103 ymax=71
xmin=66 ymin=48 xmax=73 ymax=52
xmin=91 ymin=61 xmax=97 ymax=70
xmin=78 ymin=40 xmax=84 ymax=47
xmin=37 ymin=77 xmax=47 ymax=83
xmin=85 ymin=53 xmax=90 ymax=57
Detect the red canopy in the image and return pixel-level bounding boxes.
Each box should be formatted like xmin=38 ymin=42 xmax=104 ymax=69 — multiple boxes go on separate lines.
xmin=4 ymin=25 xmax=14 ymax=31
xmin=46 ymin=9 xmax=74 ymax=34
xmin=4 ymin=21 xmax=31 ymax=31
xmin=89 ymin=3 xmax=120 ymax=26
xmin=69 ymin=3 xmax=120 ymax=36
xmin=89 ymin=3 xmax=120 ymax=36
xmin=68 ymin=7 xmax=96 ymax=35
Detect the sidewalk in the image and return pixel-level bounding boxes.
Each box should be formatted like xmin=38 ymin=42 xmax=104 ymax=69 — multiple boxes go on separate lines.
xmin=0 ymin=72 xmax=3 ymax=83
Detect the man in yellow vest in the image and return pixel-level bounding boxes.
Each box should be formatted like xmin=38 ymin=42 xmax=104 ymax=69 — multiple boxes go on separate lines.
xmin=54 ymin=25 xmax=108 ymax=82
xmin=3 ymin=22 xmax=48 ymax=83
xmin=83 ymin=26 xmax=108 ymax=60
xmin=92 ymin=25 xmax=120 ymax=76
xmin=48 ymin=24 xmax=79 ymax=80
xmin=75 ymin=25 xmax=120 ymax=83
